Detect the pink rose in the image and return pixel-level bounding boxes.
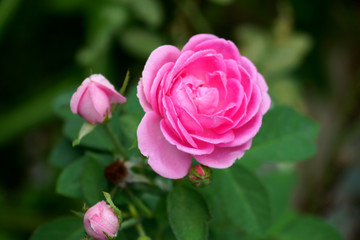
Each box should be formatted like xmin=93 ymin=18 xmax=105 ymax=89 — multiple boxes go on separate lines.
xmin=137 ymin=34 xmax=271 ymax=179
xmin=83 ymin=201 xmax=120 ymax=240
xmin=70 ymin=74 xmax=126 ymax=124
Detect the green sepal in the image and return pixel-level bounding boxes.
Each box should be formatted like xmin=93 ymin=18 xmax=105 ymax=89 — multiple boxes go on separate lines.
xmin=104 ymin=232 xmax=117 ymax=240
xmin=120 ymin=69 xmax=130 ymax=95
xmin=102 ymin=109 xmax=111 ymax=124
xmin=70 ymin=210 xmax=84 ymax=218
xmin=72 ymin=122 xmax=97 ymax=147
xmin=103 ymin=192 xmax=123 ymax=223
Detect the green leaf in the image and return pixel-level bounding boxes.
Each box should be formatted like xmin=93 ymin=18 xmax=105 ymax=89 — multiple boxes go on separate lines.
xmin=262 ymin=170 xmax=297 ymax=226
xmin=200 ymin=164 xmax=271 ymax=236
xmin=30 ymin=217 xmax=84 ymax=240
xmin=63 ymin=114 xmax=113 ymax=151
xmin=56 ymin=157 xmax=85 ymax=198
xmin=277 ymin=216 xmax=343 ymax=240
xmin=81 ymin=153 xmax=110 ymax=205
xmin=49 ymin=138 xmax=82 ymax=168
xmin=242 ymin=106 xmax=319 ymax=166
xmin=72 ymin=122 xmax=97 ymax=146
xmin=167 ymin=185 xmax=210 ymax=240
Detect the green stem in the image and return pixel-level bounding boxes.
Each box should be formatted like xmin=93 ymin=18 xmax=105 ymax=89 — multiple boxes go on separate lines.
xmin=110 ymin=186 xmax=118 ymax=197
xmin=125 ymin=187 xmax=152 ymax=218
xmin=102 ymin=123 xmax=129 ymax=159
xmin=120 ymin=218 xmax=138 ymax=230
xmin=136 ymin=222 xmax=147 ymax=237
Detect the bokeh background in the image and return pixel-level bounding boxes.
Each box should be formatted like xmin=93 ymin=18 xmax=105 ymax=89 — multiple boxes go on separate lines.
xmin=0 ymin=0 xmax=359 ymax=239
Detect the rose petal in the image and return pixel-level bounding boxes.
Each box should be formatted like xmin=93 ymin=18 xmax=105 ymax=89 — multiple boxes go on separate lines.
xmin=160 ymin=120 xmax=215 ymax=155
xmin=236 ymin=82 xmax=261 ymax=127
xmin=150 ymin=62 xmax=174 ymax=114
xmin=142 ymin=45 xmax=180 ymax=102
xmin=88 ymin=74 xmax=116 ymax=90
xmin=70 ymin=83 xmax=88 ymax=114
xmin=137 ymin=112 xmax=192 ymax=179
xmin=257 ymin=73 xmax=271 ymax=114
xmin=195 ymin=38 xmax=241 ymax=62
xmin=182 ymin=34 xmax=218 ymax=52
xmin=191 ymin=128 xmax=235 ymax=144
xmin=77 ymin=86 xmax=108 ymax=123
xmin=194 ymin=141 xmax=252 ymax=168
xmin=219 ymin=112 xmax=262 ymax=147
xmin=137 ymin=79 xmax=152 ymax=112
xmin=240 ymin=57 xmax=257 ymax=79
xmin=89 ymin=84 xmax=112 ymax=118
xmin=261 ymin=93 xmax=271 ymax=115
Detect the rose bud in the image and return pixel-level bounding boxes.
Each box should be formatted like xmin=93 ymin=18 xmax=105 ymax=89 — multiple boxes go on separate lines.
xmin=188 ymin=165 xmax=212 ymax=188
xmin=70 ymin=74 xmax=126 ymax=124
xmin=83 ymin=201 xmax=120 ymax=240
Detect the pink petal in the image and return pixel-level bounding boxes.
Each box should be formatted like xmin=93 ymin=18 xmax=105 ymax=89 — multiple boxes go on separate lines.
xmin=219 ymin=112 xmax=262 ymax=147
xmin=257 ymin=73 xmax=271 ymax=114
xmin=89 ymin=84 xmax=112 ymax=118
xmin=77 ymin=87 xmax=107 ymax=123
xmin=257 ymin=73 xmax=269 ymax=92
xmin=182 ymin=34 xmax=218 ymax=52
xmin=261 ymin=93 xmax=271 ymax=115
xmin=236 ymin=82 xmax=261 ymax=127
xmin=137 ymin=112 xmax=192 ymax=179
xmin=191 ymin=128 xmax=235 ymax=144
xmin=176 ymin=106 xmax=203 ymax=133
xmin=88 ymin=74 xmax=115 ymax=90
xmin=150 ymin=62 xmax=174 ymax=114
xmin=240 ymin=57 xmax=257 ymax=79
xmin=137 ymin=79 xmax=153 ymax=112
xmin=194 ymin=141 xmax=252 ymax=168
xmin=142 ymin=45 xmax=180 ymax=102
xmin=70 ymin=83 xmax=88 ymax=114
xmin=94 ymin=83 xmax=126 ymax=104
xmin=195 ymin=38 xmax=241 ymax=62
xmin=160 ymin=119 xmax=215 ymax=155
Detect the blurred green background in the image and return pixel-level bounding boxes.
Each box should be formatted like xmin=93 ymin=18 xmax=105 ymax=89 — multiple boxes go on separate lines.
xmin=0 ymin=0 xmax=359 ymax=239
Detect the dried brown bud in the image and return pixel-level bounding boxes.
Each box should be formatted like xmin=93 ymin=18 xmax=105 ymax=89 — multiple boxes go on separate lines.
xmin=104 ymin=159 xmax=128 ymax=185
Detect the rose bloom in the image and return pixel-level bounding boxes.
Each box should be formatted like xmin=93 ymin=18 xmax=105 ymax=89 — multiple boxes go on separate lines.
xmin=70 ymin=74 xmax=126 ymax=124
xmin=137 ymin=34 xmax=270 ymax=179
xmin=83 ymin=201 xmax=120 ymax=240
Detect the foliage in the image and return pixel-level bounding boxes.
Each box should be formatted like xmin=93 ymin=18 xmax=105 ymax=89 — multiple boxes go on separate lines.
xmin=27 ymin=81 xmax=343 ymax=239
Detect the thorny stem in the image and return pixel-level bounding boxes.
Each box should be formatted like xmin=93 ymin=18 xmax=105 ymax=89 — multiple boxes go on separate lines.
xmin=102 ymin=123 xmax=129 ymax=159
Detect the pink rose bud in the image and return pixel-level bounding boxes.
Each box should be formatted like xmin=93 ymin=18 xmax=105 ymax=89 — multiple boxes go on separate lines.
xmin=188 ymin=165 xmax=212 ymax=188
xmin=70 ymin=74 xmax=126 ymax=124
xmin=83 ymin=201 xmax=120 ymax=240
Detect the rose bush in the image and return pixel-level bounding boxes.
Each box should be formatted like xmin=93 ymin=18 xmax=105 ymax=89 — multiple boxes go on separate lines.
xmin=137 ymin=34 xmax=271 ymax=179
xmin=70 ymin=74 xmax=126 ymax=124
xmin=83 ymin=201 xmax=120 ymax=240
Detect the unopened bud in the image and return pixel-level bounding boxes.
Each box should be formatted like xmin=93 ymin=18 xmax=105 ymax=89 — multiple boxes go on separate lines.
xmin=188 ymin=165 xmax=212 ymax=187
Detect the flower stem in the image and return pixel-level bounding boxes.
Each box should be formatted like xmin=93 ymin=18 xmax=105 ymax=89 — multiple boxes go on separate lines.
xmin=136 ymin=222 xmax=147 ymax=237
xmin=125 ymin=187 xmax=152 ymax=218
xmin=102 ymin=123 xmax=129 ymax=159
xmin=119 ymin=218 xmax=138 ymax=230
